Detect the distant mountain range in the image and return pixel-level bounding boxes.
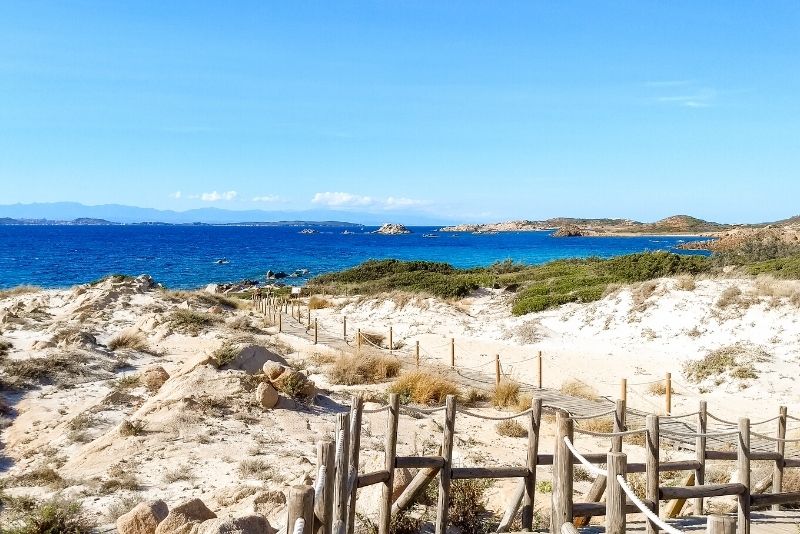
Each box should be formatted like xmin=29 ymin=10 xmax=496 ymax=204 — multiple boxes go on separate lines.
xmin=0 ymin=202 xmax=452 ymax=226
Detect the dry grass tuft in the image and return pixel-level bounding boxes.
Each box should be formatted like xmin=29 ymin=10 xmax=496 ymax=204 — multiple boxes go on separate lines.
xmin=238 ymin=459 xmax=274 ymax=481
xmin=358 ymin=331 xmax=386 ymax=348
xmin=107 ymin=331 xmax=149 ymax=352
xmin=515 ymin=393 xmax=534 ymax=412
xmin=327 ymin=352 xmax=401 ymax=385
xmin=389 ymin=371 xmax=461 ymax=405
xmin=647 ymin=381 xmax=668 ymax=396
xmin=580 ymin=417 xmax=614 ymax=433
xmin=308 ymin=295 xmax=332 ymax=309
xmin=163 ymin=464 xmax=194 ymax=483
xmin=169 ymin=309 xmax=221 ymax=335
xmin=716 ymin=286 xmax=743 ymax=308
xmin=496 ymin=420 xmax=527 ymax=437
xmin=560 ymin=379 xmax=598 ymax=400
xmin=632 ymin=280 xmax=659 ymax=309
xmin=683 ymin=343 xmax=771 ymax=384
xmin=0 ymin=495 xmax=94 ymax=534
xmin=0 ymin=285 xmax=42 ymax=299
xmin=13 ymin=466 xmax=66 ymax=488
xmin=492 ymin=379 xmax=520 ymax=408
xmin=211 ymin=342 xmax=241 ymax=367
xmin=119 ymin=419 xmax=146 ymax=436
xmin=675 ymin=276 xmax=697 ymax=291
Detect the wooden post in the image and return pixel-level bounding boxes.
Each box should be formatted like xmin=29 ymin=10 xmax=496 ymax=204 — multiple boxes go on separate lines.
xmin=315 ymin=440 xmax=336 ymax=534
xmin=286 ymin=485 xmax=314 ymax=534
xmin=495 ymin=354 xmax=501 ymax=386
xmin=694 ymin=400 xmax=707 ymax=516
xmin=415 ymin=341 xmax=420 ymax=368
xmin=334 ymin=413 xmax=351 ymax=529
xmin=620 ymin=378 xmax=627 ymax=405
xmin=612 ymin=399 xmax=626 ymax=452
xmin=606 ymin=452 xmax=627 ymax=534
xmin=379 ymin=394 xmax=400 ymax=534
xmin=772 ymin=406 xmax=788 ymax=510
xmin=707 ymin=515 xmax=736 ymax=534
xmin=307 ymin=307 xmax=311 ymax=327
xmin=343 ymin=316 xmax=347 ymax=341
xmin=645 ymin=415 xmax=659 ymax=534
xmin=314 ymin=319 xmax=318 ymax=345
xmin=346 ymin=397 xmax=363 ymax=534
xmin=537 ymin=351 xmax=543 ymax=389
xmin=279 ymin=311 xmax=282 ymax=332
xmin=357 ymin=329 xmax=361 ymax=351
xmin=392 ymin=467 xmax=441 ymax=518
xmin=434 ymin=395 xmax=456 ymax=534
xmin=551 ymin=411 xmax=573 ymax=534
xmin=737 ymin=418 xmax=750 ymax=534
xmin=450 ymin=338 xmax=455 ymax=368
xmin=389 ymin=327 xmax=393 ymax=354
xmin=665 ymin=372 xmax=672 ymax=415
xmin=521 ymin=397 xmax=542 ymax=531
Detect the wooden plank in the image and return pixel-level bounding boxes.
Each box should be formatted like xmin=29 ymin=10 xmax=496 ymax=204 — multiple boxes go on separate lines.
xmin=645 ymin=415 xmax=659 ymax=534
xmin=395 ymin=456 xmax=444 ymax=469
xmin=664 ymin=472 xmax=694 ymax=519
xmin=573 ymin=475 xmax=606 ymax=527
xmin=378 ymin=395 xmax=399 ymax=534
xmin=660 ymin=482 xmax=747 ymax=500
xmin=345 ymin=397 xmax=363 ymax=534
xmin=434 ymin=395 xmax=456 ymax=534
xmin=521 ymin=397 xmax=542 ymax=531
xmin=551 ymin=412 xmax=573 ymax=534
xmin=391 ymin=467 xmax=440 ymax=517
xmin=606 ymin=452 xmax=627 ymax=534
xmin=357 ymin=470 xmax=389 ymax=488
xmin=451 ymin=466 xmax=528 ymax=479
xmin=750 ymin=492 xmax=800 ymax=507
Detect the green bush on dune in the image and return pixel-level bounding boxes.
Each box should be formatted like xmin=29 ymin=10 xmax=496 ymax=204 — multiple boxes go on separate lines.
xmin=744 ymin=256 xmax=800 ymax=279
xmin=309 ymin=252 xmax=712 ymax=315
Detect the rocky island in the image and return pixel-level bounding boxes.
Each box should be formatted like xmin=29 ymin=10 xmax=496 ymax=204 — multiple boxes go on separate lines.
xmin=373 ymin=223 xmax=411 ymax=235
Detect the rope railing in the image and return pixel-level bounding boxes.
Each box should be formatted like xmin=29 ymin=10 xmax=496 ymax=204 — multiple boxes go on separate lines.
xmin=292 ymin=518 xmax=305 ymax=534
xmin=615 ymin=475 xmax=685 ymax=534
xmin=568 ymin=408 xmax=617 ymax=420
xmin=562 ymin=437 xmax=605 ymax=477
xmin=456 ymin=407 xmax=534 ymax=421
xmin=400 ymin=404 xmax=448 ymax=415
xmin=574 ymin=427 xmax=648 ymax=438
xmin=707 ymin=412 xmax=782 ymax=427
xmin=750 ymin=430 xmax=800 ymax=443
xmin=314 ymin=465 xmax=327 ymax=496
xmin=659 ymin=428 xmax=742 ymax=439
xmin=362 ymin=405 xmax=390 ymax=414
xmin=659 ymin=411 xmax=700 ymax=420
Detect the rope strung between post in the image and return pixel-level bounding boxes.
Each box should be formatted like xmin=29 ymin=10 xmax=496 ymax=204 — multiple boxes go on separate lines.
xmin=626 ymin=378 xmax=665 ymax=386
xmin=292 ymin=518 xmax=305 ymax=534
xmin=314 ymin=465 xmax=326 ymax=496
xmin=573 ymin=426 xmax=647 ymax=438
xmin=562 ymin=437 xmax=605 ymax=478
xmin=362 ymin=405 xmax=390 ymax=414
xmin=615 ymin=475 xmax=684 ymax=534
xmin=456 ymin=407 xmax=534 ymax=420
xmin=400 ymin=404 xmax=448 ymax=415
xmin=659 ymin=428 xmax=741 ymax=439
xmin=658 ymin=411 xmax=700 ymax=420
xmin=707 ymin=412 xmax=781 ymax=426
xmin=567 ymin=408 xmax=618 ymax=420
xmin=750 ymin=430 xmax=800 ymax=443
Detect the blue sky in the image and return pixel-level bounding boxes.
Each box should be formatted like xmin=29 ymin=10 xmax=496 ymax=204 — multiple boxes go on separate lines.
xmin=0 ymin=1 xmax=798 ymax=223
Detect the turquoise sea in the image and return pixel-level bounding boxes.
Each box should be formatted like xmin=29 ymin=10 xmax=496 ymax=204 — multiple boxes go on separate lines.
xmin=0 ymin=225 xmax=710 ymax=289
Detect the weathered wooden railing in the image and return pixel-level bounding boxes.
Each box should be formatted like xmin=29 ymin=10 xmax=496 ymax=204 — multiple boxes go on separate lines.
xmin=279 ymin=393 xmax=800 ymax=534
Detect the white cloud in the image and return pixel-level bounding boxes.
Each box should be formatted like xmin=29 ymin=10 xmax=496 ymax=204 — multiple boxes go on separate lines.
xmin=200 ymin=190 xmax=238 ymax=202
xmin=312 ymin=192 xmax=375 ymax=207
xmin=170 ymin=191 xmax=182 ymax=199
xmin=311 ymin=192 xmax=426 ymax=210
xmin=252 ymin=195 xmax=282 ymax=203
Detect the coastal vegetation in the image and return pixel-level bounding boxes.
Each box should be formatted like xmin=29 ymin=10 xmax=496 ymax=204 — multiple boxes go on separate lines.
xmin=309 ymin=252 xmax=711 ymax=315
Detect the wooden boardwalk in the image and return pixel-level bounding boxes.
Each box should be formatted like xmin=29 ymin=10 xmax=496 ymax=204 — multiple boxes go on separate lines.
xmin=270 ymin=304 xmax=787 ymax=456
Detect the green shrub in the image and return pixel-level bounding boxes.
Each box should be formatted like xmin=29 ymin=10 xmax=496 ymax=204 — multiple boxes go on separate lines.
xmin=169 ymin=309 xmax=221 ymax=335
xmin=0 ymin=495 xmax=94 ymax=534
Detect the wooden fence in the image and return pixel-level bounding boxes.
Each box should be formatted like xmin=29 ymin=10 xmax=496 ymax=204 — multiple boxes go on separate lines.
xmin=249 ymin=294 xmax=800 ymax=534
xmin=279 ymin=392 xmax=800 ymax=534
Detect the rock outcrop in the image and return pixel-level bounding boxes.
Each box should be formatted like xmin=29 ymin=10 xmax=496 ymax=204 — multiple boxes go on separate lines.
xmin=374 ymin=223 xmax=411 ymax=235
xmin=552 ymin=225 xmax=585 ymax=237
xmin=197 ymin=515 xmax=273 ymax=534
xmin=154 ymin=499 xmax=216 ymax=534
xmin=142 ymin=366 xmax=170 ymax=392
xmin=255 ymin=382 xmax=279 ymax=409
xmin=117 ymin=500 xmax=170 ymax=534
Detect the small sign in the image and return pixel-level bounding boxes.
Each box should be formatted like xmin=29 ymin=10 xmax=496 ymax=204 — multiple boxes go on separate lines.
xmin=290 ymin=287 xmax=302 ymax=295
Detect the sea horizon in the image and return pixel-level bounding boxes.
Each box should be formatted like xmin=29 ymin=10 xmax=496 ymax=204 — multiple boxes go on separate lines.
xmin=0 ymin=224 xmax=710 ymax=290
